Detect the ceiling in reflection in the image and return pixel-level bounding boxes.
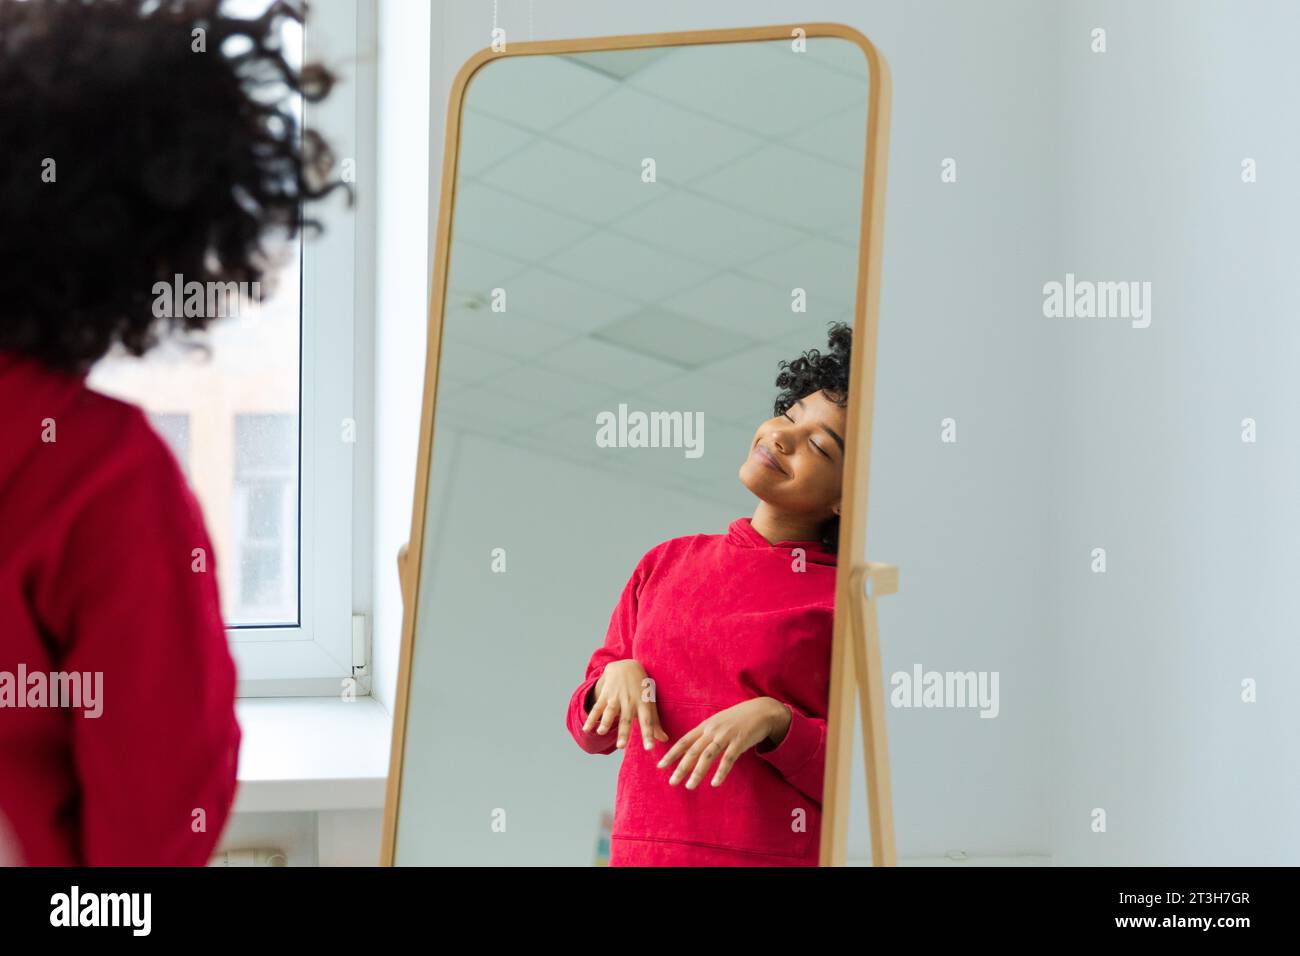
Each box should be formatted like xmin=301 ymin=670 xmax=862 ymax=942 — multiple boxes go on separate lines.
xmin=436 ymin=37 xmax=869 ymax=506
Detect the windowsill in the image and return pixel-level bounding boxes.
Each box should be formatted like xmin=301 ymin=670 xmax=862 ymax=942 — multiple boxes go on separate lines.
xmin=233 ymin=696 xmax=392 ymax=814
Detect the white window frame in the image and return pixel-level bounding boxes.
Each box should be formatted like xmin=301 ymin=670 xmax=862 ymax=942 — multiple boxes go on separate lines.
xmin=232 ymin=0 xmax=377 ymax=697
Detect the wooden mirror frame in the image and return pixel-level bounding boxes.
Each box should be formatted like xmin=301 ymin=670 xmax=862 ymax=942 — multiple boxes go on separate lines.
xmin=381 ymin=22 xmax=893 ymax=868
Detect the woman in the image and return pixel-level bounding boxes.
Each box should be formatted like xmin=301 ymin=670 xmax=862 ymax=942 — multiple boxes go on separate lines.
xmin=0 ymin=0 xmax=341 ymax=865
xmin=566 ymin=322 xmax=852 ymax=867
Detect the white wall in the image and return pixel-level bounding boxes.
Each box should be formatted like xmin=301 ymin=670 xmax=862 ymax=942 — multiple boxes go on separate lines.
xmin=1051 ymin=0 xmax=1300 ymax=864
xmin=371 ymin=0 xmax=434 ymax=719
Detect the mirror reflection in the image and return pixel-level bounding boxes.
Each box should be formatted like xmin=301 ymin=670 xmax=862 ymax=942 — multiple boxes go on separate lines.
xmin=393 ymin=35 xmax=871 ymax=866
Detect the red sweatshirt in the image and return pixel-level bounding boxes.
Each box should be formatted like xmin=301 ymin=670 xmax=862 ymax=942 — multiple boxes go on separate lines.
xmin=566 ymin=517 xmax=836 ymax=866
xmin=0 ymin=352 xmax=241 ymax=865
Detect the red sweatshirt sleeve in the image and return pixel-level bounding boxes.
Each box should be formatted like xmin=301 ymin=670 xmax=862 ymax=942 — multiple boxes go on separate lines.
xmin=754 ymin=702 xmax=826 ymax=806
xmin=565 ymin=549 xmax=652 ymax=755
xmin=40 ymin=418 xmax=241 ymax=865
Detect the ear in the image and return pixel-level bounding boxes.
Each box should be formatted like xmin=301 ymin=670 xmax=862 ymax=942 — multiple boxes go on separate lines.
xmin=831 ymin=500 xmax=841 ymax=518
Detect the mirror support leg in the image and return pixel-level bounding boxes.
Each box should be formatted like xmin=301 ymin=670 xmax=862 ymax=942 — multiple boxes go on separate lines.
xmin=850 ymin=563 xmax=899 ymax=867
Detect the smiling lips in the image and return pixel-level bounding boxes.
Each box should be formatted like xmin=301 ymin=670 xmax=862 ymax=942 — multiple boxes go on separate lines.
xmin=751 ymin=443 xmax=786 ymax=476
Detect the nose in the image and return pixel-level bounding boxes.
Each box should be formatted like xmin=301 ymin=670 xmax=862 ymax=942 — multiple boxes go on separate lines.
xmin=768 ymin=422 xmax=793 ymax=453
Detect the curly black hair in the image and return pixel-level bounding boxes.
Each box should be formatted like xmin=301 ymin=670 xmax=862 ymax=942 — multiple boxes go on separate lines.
xmin=772 ymin=321 xmax=853 ymax=552
xmin=0 ymin=0 xmax=346 ymax=373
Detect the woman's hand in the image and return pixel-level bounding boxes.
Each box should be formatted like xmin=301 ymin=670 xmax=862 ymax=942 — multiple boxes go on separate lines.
xmin=582 ymin=659 xmax=670 ymax=751
xmin=656 ymin=697 xmax=789 ymax=789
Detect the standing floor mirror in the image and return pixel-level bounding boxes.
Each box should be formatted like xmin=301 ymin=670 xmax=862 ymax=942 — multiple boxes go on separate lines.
xmin=383 ymin=23 xmax=892 ymax=866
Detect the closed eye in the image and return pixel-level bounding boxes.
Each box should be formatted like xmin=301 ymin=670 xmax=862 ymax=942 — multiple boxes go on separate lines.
xmin=786 ymin=410 xmax=832 ymax=460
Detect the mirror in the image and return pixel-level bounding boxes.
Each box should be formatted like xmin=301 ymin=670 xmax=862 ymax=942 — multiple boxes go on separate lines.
xmin=385 ymin=25 xmax=889 ymax=866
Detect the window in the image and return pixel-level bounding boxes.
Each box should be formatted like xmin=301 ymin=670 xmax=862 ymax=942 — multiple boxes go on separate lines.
xmin=95 ymin=252 xmax=303 ymax=631
xmin=84 ymin=0 xmax=373 ymax=695
xmin=233 ymin=414 xmax=298 ymax=625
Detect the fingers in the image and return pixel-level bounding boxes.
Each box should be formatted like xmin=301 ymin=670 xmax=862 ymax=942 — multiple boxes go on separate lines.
xmin=587 ymin=677 xmax=670 ymax=751
xmin=616 ymin=710 xmax=633 ymax=749
xmin=711 ymin=744 xmax=741 ymax=787
xmin=654 ymin=720 xmax=737 ymax=788
xmin=593 ymin=697 xmax=618 ymax=735
xmin=668 ymin=734 xmax=720 ymax=788
xmin=658 ymin=727 xmax=698 ymax=770
xmin=636 ymin=699 xmax=659 ymax=750
xmin=582 ymin=695 xmax=606 ymax=734
xmin=683 ymin=738 xmax=726 ymax=789
xmin=643 ymin=702 xmax=671 ymax=746
xmin=670 ymin=738 xmax=711 ymax=787
xmin=667 ymin=739 xmax=703 ymax=786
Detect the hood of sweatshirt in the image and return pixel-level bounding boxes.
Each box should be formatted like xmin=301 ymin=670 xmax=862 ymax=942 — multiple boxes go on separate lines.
xmin=725 ymin=517 xmax=838 ymax=566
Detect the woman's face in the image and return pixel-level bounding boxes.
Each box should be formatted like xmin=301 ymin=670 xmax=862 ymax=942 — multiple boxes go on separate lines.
xmin=738 ymin=388 xmax=847 ymax=522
